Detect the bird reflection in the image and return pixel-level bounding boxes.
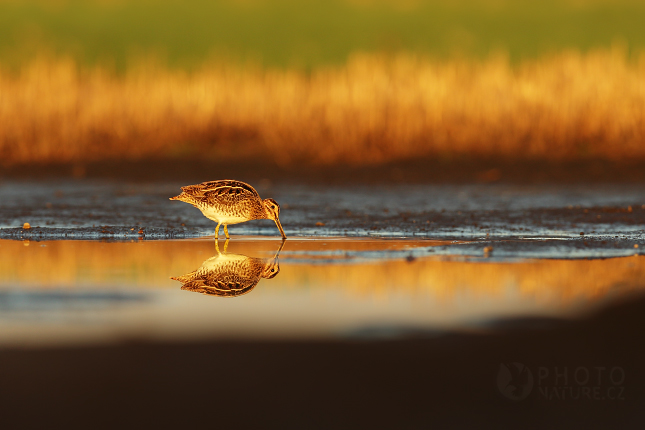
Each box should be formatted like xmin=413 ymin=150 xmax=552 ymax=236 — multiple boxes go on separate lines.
xmin=171 ymin=239 xmax=285 ymax=297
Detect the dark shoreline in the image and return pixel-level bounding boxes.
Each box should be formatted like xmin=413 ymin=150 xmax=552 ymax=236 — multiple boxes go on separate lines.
xmin=4 ymin=158 xmax=645 ymax=184
xmin=0 ymin=293 xmax=643 ymax=429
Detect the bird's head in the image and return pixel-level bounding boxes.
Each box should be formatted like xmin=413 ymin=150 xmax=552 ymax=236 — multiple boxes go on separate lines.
xmin=261 ymin=259 xmax=281 ymax=279
xmin=261 ymin=238 xmax=285 ymax=279
xmin=263 ymin=198 xmax=286 ymax=238
xmin=263 ymin=198 xmax=280 ymax=219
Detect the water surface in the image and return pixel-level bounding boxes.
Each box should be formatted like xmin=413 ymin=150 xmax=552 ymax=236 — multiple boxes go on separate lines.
xmin=2 ymin=237 xmax=644 ymax=346
xmin=2 ymin=179 xmax=644 ymax=346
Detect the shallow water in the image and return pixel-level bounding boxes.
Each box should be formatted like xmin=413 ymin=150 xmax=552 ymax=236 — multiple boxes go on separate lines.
xmin=2 ymin=236 xmax=645 ymax=346
xmin=1 ymin=179 xmax=645 ymax=346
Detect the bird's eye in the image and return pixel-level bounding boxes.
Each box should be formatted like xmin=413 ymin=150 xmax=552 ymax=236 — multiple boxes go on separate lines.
xmin=272 ymin=206 xmax=276 ymax=209
xmin=271 ymin=269 xmax=274 ymax=272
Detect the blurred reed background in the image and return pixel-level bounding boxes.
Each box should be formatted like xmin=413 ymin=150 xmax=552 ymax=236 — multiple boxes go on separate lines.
xmin=1 ymin=0 xmax=645 ymax=167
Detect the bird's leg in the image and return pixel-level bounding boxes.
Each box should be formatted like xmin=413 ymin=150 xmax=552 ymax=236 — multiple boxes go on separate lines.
xmin=215 ymin=238 xmax=221 ymax=256
xmin=223 ymin=238 xmax=229 ymax=253
xmin=215 ymin=222 xmax=221 ymax=238
xmin=224 ymin=225 xmax=230 ymax=239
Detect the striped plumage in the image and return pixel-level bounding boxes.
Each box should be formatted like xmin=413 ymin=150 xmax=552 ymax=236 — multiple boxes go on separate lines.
xmin=170 ymin=179 xmax=286 ymax=238
xmin=171 ymin=240 xmax=284 ymax=297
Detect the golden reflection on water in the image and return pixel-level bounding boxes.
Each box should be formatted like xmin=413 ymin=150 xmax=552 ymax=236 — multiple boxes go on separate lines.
xmin=1 ymin=239 xmax=645 ymax=305
xmin=171 ymin=239 xmax=284 ymax=297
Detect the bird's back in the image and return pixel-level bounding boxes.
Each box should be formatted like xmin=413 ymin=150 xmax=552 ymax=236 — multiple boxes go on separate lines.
xmin=180 ymin=180 xmax=265 ymax=221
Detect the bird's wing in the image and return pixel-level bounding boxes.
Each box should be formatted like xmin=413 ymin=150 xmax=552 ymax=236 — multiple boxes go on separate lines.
xmin=182 ymin=180 xmax=260 ymax=203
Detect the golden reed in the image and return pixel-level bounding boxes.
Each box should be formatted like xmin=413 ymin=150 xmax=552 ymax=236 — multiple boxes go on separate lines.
xmin=1 ymin=48 xmax=644 ymax=165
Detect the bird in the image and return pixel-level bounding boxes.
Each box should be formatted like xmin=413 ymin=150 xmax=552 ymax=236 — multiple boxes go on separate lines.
xmin=171 ymin=239 xmax=284 ymax=297
xmin=169 ymin=179 xmax=286 ymax=239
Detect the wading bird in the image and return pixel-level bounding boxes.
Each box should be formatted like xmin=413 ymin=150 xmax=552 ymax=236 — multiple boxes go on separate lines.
xmin=170 ymin=180 xmax=286 ymax=239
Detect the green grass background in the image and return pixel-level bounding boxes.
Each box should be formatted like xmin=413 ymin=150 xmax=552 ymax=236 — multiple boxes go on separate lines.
xmin=1 ymin=0 xmax=645 ymax=69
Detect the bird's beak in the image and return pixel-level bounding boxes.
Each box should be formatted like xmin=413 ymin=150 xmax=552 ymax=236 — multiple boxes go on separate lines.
xmin=274 ymin=218 xmax=287 ymax=238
